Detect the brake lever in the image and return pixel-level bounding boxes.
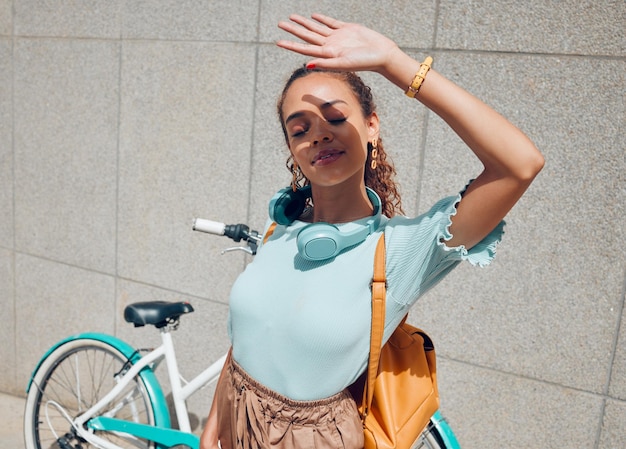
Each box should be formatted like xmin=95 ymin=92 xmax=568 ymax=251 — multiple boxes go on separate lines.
xmin=221 ymin=246 xmax=255 ymax=256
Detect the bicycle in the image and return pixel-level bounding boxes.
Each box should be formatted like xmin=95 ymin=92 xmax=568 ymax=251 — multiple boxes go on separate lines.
xmin=24 ymin=218 xmax=461 ymax=449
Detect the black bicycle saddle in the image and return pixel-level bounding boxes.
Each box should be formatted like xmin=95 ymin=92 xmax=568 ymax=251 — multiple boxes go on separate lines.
xmin=124 ymin=301 xmax=194 ymax=328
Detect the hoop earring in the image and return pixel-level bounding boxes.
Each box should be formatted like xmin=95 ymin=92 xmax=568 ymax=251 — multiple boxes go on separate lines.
xmin=370 ymin=139 xmax=378 ymax=170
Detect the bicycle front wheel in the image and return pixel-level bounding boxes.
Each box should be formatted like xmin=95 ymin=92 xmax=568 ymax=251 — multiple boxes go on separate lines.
xmin=24 ymin=338 xmax=158 ymax=449
xmin=414 ymin=412 xmax=461 ymax=449
xmin=415 ymin=423 xmax=447 ymax=449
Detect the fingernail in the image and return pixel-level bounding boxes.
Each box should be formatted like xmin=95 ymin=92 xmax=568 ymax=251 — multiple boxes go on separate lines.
xmin=306 ymin=63 xmax=316 ymax=70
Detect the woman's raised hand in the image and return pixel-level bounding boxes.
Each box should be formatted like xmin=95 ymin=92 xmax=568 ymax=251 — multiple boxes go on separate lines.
xmin=277 ymin=14 xmax=401 ymax=74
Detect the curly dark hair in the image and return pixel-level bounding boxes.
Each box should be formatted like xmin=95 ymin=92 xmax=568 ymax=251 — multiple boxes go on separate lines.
xmin=277 ymin=66 xmax=404 ymax=217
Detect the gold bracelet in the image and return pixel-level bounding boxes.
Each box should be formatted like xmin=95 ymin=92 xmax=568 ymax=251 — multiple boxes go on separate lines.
xmin=405 ymin=56 xmax=433 ymax=98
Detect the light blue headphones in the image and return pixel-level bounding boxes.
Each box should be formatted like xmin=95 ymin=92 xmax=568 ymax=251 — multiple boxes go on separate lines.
xmin=268 ymin=186 xmax=382 ymax=261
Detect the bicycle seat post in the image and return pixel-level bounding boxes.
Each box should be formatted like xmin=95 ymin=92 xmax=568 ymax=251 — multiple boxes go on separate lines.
xmin=160 ymin=329 xmax=193 ymax=433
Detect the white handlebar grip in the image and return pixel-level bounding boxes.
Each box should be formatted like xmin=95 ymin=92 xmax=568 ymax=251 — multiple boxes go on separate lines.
xmin=193 ymin=218 xmax=226 ymax=235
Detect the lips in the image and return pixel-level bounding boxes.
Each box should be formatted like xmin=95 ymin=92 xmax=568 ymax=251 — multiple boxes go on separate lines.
xmin=312 ymin=149 xmax=344 ymax=165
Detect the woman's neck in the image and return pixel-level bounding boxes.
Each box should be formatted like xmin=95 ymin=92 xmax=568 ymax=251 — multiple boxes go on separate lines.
xmin=307 ymin=184 xmax=373 ymax=223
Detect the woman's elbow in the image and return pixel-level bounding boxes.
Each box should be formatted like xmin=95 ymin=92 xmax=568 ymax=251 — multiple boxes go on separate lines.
xmin=517 ymin=144 xmax=545 ymax=184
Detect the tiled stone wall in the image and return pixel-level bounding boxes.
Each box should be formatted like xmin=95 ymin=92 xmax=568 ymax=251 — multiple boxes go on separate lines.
xmin=1 ymin=1 xmax=624 ymax=448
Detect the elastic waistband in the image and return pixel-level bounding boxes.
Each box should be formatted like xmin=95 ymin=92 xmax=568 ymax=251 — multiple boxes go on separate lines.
xmin=229 ymin=356 xmax=352 ymax=408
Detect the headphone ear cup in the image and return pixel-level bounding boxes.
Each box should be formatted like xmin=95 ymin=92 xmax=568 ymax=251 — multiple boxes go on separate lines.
xmin=297 ymin=223 xmax=341 ymax=261
xmin=268 ymin=186 xmax=312 ymax=225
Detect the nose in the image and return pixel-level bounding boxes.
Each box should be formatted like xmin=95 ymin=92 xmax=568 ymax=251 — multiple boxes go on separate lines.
xmin=311 ymin=121 xmax=333 ymax=146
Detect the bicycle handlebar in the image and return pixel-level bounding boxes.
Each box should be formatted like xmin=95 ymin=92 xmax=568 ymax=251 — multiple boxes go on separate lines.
xmin=192 ymin=218 xmax=226 ymax=236
xmin=193 ymin=218 xmax=261 ymax=255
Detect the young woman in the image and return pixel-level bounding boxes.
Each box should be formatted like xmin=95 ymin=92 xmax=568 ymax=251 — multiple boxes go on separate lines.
xmin=200 ymin=14 xmax=544 ymax=449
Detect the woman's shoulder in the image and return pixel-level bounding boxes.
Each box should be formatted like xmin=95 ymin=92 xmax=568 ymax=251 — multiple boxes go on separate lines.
xmin=383 ymin=194 xmax=460 ymax=232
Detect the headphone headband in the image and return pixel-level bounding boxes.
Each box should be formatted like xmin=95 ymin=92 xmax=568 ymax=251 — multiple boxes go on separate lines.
xmin=268 ymin=186 xmax=382 ymax=261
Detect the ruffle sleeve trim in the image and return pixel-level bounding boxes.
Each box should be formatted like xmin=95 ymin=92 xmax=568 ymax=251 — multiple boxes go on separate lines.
xmin=436 ymin=184 xmax=506 ymax=267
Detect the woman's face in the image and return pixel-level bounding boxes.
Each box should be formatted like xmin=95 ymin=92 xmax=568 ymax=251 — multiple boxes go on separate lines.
xmin=281 ymin=73 xmax=379 ymax=189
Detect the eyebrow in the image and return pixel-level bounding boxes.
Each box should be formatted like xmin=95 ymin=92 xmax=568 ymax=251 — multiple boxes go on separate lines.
xmin=284 ymin=100 xmax=349 ymax=125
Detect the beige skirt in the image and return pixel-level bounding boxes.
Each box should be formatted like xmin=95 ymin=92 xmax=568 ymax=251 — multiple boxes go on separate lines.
xmin=216 ymin=352 xmax=364 ymax=449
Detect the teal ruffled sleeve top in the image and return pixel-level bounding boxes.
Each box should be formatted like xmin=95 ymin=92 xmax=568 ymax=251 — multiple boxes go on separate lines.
xmin=227 ymin=187 xmax=504 ymax=400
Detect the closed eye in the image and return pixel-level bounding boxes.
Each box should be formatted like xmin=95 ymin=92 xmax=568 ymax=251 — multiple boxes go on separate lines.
xmin=290 ymin=126 xmax=308 ymax=137
xmin=288 ymin=116 xmax=346 ymax=138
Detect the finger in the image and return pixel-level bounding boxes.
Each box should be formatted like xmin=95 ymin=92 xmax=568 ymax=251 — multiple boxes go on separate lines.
xmin=286 ymin=14 xmax=333 ymax=37
xmin=277 ymin=20 xmax=325 ymax=46
xmin=309 ymin=13 xmax=345 ymax=30
xmin=275 ymin=40 xmax=327 ymax=59
xmin=304 ymin=57 xmax=359 ymax=72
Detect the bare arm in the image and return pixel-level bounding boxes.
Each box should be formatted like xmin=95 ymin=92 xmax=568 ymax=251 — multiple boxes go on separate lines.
xmin=414 ymin=68 xmax=544 ymax=248
xmin=199 ymin=395 xmax=219 ymax=449
xmin=277 ymin=14 xmax=544 ymax=249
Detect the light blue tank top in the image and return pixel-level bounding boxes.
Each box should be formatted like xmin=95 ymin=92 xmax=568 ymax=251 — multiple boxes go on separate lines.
xmin=227 ymin=191 xmax=504 ymax=400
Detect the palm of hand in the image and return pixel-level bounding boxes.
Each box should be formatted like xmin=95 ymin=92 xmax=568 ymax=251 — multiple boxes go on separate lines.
xmin=277 ymin=14 xmax=398 ymax=73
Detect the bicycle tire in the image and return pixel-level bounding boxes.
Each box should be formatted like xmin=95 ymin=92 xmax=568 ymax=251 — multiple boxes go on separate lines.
xmin=24 ymin=338 xmax=158 ymax=449
xmin=414 ymin=421 xmax=448 ymax=449
xmin=414 ymin=411 xmax=461 ymax=449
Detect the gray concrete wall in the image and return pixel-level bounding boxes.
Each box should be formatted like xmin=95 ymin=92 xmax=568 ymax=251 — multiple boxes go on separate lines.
xmin=1 ymin=1 xmax=624 ymax=448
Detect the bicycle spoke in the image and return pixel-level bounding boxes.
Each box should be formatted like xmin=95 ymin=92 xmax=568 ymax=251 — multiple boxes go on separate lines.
xmin=25 ymin=340 xmax=157 ymax=449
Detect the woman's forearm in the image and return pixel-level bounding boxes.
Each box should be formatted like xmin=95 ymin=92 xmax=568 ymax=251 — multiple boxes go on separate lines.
xmin=199 ymin=390 xmax=220 ymax=449
xmin=380 ymin=49 xmax=544 ymax=182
